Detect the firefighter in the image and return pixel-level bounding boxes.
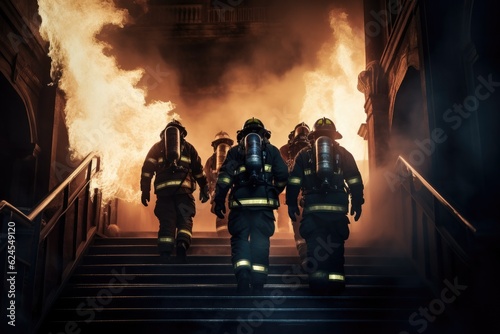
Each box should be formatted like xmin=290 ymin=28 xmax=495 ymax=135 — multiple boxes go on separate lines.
xmin=140 ymin=119 xmax=210 ymax=263
xmin=204 ymin=131 xmax=234 ymax=236
xmin=278 ymin=122 xmax=311 ymax=266
xmin=213 ymin=117 xmax=288 ymax=293
xmin=286 ymin=117 xmax=364 ymax=294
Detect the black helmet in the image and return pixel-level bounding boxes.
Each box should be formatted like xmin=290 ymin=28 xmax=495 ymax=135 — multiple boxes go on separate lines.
xmin=293 ymin=122 xmax=310 ymax=139
xmin=211 ymin=131 xmax=234 ymax=149
xmin=163 ymin=119 xmax=187 ymax=138
xmin=310 ymin=117 xmax=342 ymax=140
xmin=237 ymin=117 xmax=271 ymax=141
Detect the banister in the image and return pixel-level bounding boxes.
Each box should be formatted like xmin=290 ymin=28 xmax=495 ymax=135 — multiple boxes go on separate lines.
xmin=0 ymin=151 xmax=102 ymax=333
xmin=396 ymin=156 xmax=477 ymax=233
xmin=0 ymin=200 xmax=32 ymax=228
xmin=27 ymin=152 xmax=99 ymax=222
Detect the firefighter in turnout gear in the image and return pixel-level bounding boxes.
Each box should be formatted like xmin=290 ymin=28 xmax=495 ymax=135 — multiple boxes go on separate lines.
xmin=278 ymin=122 xmax=311 ymax=265
xmin=286 ymin=117 xmax=364 ymax=294
xmin=140 ymin=119 xmax=210 ymax=263
xmin=213 ymin=118 xmax=288 ymax=293
xmin=204 ymin=131 xmax=234 ymax=236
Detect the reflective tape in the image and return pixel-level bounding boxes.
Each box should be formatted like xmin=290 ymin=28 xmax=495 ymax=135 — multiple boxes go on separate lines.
xmin=234 ymin=260 xmax=251 ymax=269
xmin=177 ymin=229 xmax=192 ymax=238
xmin=147 ymin=158 xmax=157 ymax=164
xmin=235 ymin=166 xmax=246 ymax=175
xmin=158 ymin=236 xmax=175 ymax=243
xmin=180 ymin=156 xmax=191 ymax=163
xmin=304 ymin=169 xmax=312 ymax=175
xmin=346 ymin=176 xmax=362 ymax=185
xmin=288 ymin=177 xmax=301 ymax=185
xmin=194 ymin=172 xmax=204 ymax=179
xmin=155 ymin=179 xmax=192 ymax=191
xmin=328 ymin=273 xmax=345 ymax=281
xmin=252 ymin=264 xmax=268 ymax=273
xmin=264 ymin=164 xmax=272 ymax=172
xmin=230 ymin=198 xmax=279 ymax=207
xmin=217 ymin=176 xmax=232 ymax=185
xmin=305 ymin=204 xmax=347 ymax=213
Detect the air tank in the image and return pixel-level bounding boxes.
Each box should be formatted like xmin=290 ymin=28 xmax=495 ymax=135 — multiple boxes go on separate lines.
xmin=216 ymin=143 xmax=231 ymax=171
xmin=244 ymin=133 xmax=262 ymax=181
xmin=315 ymin=136 xmax=333 ymax=187
xmin=164 ymin=126 xmax=180 ymax=164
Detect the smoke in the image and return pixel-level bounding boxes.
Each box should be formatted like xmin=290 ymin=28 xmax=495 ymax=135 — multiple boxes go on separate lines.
xmin=102 ymin=0 xmax=367 ymax=162
xmin=38 ymin=0 xmax=369 ymax=232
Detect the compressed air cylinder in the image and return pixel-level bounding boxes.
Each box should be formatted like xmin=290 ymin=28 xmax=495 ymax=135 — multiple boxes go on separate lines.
xmin=315 ymin=136 xmax=334 ymax=184
xmin=244 ymin=133 xmax=262 ymax=178
xmin=164 ymin=126 xmax=181 ymax=163
xmin=216 ymin=143 xmax=231 ymax=171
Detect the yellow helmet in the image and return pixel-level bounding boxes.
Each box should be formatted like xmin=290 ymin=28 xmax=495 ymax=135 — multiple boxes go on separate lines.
xmin=310 ymin=117 xmax=342 ymax=140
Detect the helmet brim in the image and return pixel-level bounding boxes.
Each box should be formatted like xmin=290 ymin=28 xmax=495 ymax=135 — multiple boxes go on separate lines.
xmin=309 ymin=130 xmax=343 ymax=140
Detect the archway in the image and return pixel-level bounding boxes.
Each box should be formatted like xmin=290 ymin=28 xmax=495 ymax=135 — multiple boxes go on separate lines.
xmin=0 ymin=74 xmax=37 ymax=208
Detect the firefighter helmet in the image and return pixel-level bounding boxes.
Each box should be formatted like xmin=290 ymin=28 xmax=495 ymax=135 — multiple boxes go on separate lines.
xmin=292 ymin=122 xmax=310 ymax=139
xmin=310 ymin=117 xmax=342 ymax=140
xmin=165 ymin=119 xmax=187 ymax=138
xmin=211 ymin=131 xmax=234 ymax=149
xmin=237 ymin=117 xmax=271 ymax=141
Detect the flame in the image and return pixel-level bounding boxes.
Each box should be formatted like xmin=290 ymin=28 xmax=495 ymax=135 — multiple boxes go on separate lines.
xmin=38 ymin=0 xmax=177 ymax=203
xmin=36 ymin=1 xmax=367 ymax=211
xmin=300 ymin=10 xmax=366 ymax=161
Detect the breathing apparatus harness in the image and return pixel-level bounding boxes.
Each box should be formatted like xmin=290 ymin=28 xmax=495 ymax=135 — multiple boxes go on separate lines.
xmin=230 ymin=124 xmax=275 ymax=207
xmin=159 ymin=123 xmax=192 ymax=193
xmin=303 ymin=136 xmax=346 ymax=196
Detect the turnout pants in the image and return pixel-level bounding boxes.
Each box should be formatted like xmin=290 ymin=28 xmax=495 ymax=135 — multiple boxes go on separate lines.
xmin=154 ymin=193 xmax=196 ymax=255
xmin=228 ymin=209 xmax=275 ymax=286
xmin=299 ymin=213 xmax=350 ymax=291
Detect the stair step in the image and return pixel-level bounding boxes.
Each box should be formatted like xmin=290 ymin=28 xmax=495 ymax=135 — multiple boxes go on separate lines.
xmin=81 ymin=254 xmax=408 ymax=265
xmin=57 ymin=284 xmax=431 ymax=298
xmin=38 ymin=234 xmax=448 ymax=334
xmin=73 ymin=263 xmax=416 ymax=275
xmin=39 ymin=318 xmax=415 ymax=334
xmin=52 ymin=294 xmax=427 ymax=309
xmin=67 ymin=272 xmax=423 ymax=286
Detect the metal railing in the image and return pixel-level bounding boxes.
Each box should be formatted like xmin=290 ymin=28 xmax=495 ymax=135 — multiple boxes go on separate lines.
xmin=393 ymin=156 xmax=477 ymax=289
xmin=0 ymin=152 xmax=102 ymax=334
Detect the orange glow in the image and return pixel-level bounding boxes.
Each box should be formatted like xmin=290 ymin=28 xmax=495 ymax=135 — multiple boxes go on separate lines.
xmin=300 ymin=11 xmax=366 ymax=161
xmin=37 ymin=1 xmax=367 ymax=213
xmin=38 ymin=0 xmax=177 ymax=203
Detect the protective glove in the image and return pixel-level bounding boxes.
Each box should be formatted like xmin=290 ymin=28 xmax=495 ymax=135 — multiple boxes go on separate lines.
xmin=350 ymin=203 xmax=362 ymax=221
xmin=141 ymin=191 xmax=150 ymax=207
xmin=200 ymin=185 xmax=210 ymax=203
xmin=288 ymin=206 xmax=300 ymax=222
xmin=214 ymin=201 xmax=226 ymax=219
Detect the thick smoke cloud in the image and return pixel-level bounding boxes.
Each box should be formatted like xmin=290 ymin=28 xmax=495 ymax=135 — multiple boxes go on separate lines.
xmin=96 ymin=0 xmax=366 ymax=233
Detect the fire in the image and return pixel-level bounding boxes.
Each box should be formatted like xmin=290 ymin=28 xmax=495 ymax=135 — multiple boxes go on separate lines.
xmin=300 ymin=10 xmax=366 ymax=162
xmin=38 ymin=0 xmax=177 ymax=203
xmin=37 ymin=1 xmax=367 ymax=211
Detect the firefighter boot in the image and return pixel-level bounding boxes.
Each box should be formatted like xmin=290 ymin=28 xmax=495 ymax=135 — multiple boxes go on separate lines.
xmin=236 ymin=269 xmax=251 ymax=294
xmin=176 ymin=241 xmax=188 ymax=264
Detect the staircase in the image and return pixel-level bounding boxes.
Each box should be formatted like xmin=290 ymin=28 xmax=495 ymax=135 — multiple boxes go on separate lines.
xmin=38 ymin=231 xmax=454 ymax=334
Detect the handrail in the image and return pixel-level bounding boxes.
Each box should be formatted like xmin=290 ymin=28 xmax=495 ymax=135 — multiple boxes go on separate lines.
xmin=27 ymin=152 xmax=99 ymax=222
xmin=0 ymin=201 xmax=32 ymax=228
xmin=0 ymin=151 xmax=102 ymax=334
xmin=396 ymin=156 xmax=477 ymax=233
xmin=0 ymin=152 xmax=99 ymax=229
